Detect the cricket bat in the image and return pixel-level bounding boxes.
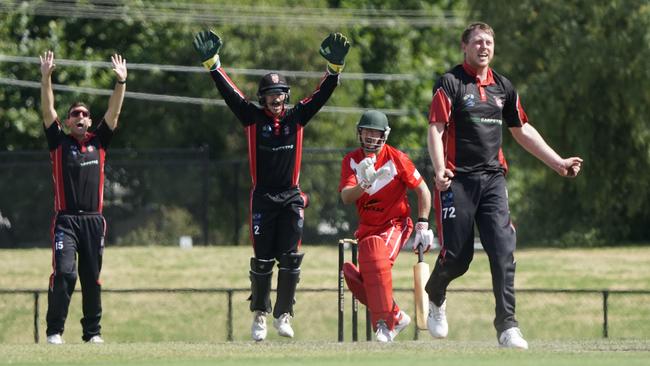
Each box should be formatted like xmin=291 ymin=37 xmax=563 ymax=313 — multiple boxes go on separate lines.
xmin=413 ymin=243 xmax=430 ymax=330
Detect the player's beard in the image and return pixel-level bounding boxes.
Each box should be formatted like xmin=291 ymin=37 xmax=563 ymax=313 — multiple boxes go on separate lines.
xmin=360 ymin=136 xmax=384 ymax=154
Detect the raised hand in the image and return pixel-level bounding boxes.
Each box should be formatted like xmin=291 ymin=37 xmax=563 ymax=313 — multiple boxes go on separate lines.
xmin=39 ymin=50 xmax=56 ymax=77
xmin=39 ymin=50 xmax=58 ymax=126
xmin=193 ymin=30 xmax=223 ymax=70
xmin=111 ymin=54 xmax=127 ymax=82
xmin=319 ymin=32 xmax=350 ymax=73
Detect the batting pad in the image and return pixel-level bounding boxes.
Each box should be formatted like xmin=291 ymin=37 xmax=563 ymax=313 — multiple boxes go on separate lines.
xmin=358 ymin=235 xmax=395 ymax=330
xmin=343 ymin=262 xmax=368 ymax=305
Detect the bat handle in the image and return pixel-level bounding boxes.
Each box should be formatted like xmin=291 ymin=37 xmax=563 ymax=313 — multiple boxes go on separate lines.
xmin=417 ymin=243 xmax=424 ymax=262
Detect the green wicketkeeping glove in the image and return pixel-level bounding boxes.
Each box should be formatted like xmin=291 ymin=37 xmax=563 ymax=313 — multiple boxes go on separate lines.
xmin=193 ymin=30 xmax=223 ymax=70
xmin=319 ymin=32 xmax=350 ymax=74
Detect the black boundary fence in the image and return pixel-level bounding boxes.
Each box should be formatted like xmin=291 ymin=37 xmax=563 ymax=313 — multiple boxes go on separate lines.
xmin=0 ymin=148 xmax=433 ymax=248
xmin=1 ymin=287 xmax=647 ymax=343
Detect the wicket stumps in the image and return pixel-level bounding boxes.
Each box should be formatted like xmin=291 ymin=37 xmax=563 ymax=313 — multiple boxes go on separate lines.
xmin=338 ymin=238 xmax=371 ymax=342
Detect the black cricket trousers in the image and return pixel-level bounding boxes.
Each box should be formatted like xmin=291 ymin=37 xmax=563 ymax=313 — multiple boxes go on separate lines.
xmin=250 ymin=187 xmax=307 ymax=260
xmin=46 ymin=213 xmax=105 ymax=341
xmin=427 ymin=171 xmax=519 ymax=334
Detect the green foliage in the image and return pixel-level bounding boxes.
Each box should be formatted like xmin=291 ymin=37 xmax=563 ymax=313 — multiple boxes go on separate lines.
xmin=0 ymin=1 xmax=466 ymax=247
xmin=340 ymin=0 xmax=467 ymax=149
xmin=1 ymin=0 xmax=648 ymax=246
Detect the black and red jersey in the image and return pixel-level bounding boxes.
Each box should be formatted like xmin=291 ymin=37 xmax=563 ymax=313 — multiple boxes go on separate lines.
xmin=210 ymin=68 xmax=339 ymax=191
xmin=45 ymin=120 xmax=112 ymax=213
xmin=428 ymin=62 xmax=528 ymax=174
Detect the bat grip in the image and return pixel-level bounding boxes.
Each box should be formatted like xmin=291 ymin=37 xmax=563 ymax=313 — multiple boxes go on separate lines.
xmin=417 ymin=243 xmax=424 ymax=262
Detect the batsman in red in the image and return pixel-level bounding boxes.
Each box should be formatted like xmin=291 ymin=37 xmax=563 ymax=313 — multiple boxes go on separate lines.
xmin=339 ymin=110 xmax=434 ymax=342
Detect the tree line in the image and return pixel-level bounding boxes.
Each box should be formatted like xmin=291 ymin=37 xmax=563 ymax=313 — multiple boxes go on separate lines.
xmin=0 ymin=0 xmax=648 ymax=246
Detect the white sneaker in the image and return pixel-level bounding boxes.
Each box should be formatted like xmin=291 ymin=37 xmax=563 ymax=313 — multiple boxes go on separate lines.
xmin=251 ymin=311 xmax=268 ymax=341
xmin=375 ymin=320 xmax=391 ymax=343
xmin=427 ymin=300 xmax=448 ymax=338
xmin=273 ymin=313 xmax=294 ymax=338
xmin=389 ymin=311 xmax=411 ymax=340
xmin=87 ymin=335 xmax=104 ymax=344
xmin=46 ymin=333 xmax=64 ymax=345
xmin=498 ymin=327 xmax=529 ymax=349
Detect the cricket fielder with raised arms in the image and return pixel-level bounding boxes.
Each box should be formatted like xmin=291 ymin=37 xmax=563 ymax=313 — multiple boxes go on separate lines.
xmin=39 ymin=51 xmax=127 ymax=345
xmin=193 ymin=30 xmax=350 ymax=341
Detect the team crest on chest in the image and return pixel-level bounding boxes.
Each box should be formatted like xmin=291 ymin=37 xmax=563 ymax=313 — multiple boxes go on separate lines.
xmin=262 ymin=124 xmax=273 ymax=138
xmin=494 ymin=96 xmax=504 ymax=109
xmin=462 ymin=94 xmax=476 ymax=108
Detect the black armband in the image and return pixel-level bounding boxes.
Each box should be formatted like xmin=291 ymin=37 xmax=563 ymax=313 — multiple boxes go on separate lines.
xmin=417 ymin=217 xmax=428 ymax=223
xmin=117 ymin=79 xmax=126 ymax=84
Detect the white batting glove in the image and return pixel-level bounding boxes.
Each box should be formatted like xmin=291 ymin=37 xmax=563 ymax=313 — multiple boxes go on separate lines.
xmin=360 ymin=166 xmax=391 ymax=192
xmin=413 ymin=221 xmax=434 ymax=253
xmin=374 ymin=166 xmax=391 ymax=181
xmin=356 ymin=156 xmax=377 ymax=190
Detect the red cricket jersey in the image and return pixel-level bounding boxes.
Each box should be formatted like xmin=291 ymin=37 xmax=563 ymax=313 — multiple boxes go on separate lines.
xmin=339 ymin=145 xmax=423 ymax=227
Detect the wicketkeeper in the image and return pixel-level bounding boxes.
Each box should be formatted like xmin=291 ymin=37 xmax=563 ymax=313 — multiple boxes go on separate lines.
xmin=339 ymin=110 xmax=434 ymax=342
xmin=193 ymin=30 xmax=350 ymax=341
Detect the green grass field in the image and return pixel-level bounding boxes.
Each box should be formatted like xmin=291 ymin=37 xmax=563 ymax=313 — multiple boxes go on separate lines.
xmin=3 ymin=245 xmax=649 ymax=290
xmin=1 ymin=340 xmax=649 ymax=366
xmin=1 ymin=245 xmax=649 ymax=365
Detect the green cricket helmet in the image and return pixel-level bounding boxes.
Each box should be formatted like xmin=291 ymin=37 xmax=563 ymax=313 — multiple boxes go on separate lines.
xmin=357 ymin=110 xmax=391 ymax=153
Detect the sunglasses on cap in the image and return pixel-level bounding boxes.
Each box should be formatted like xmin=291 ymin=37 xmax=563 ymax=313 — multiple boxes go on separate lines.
xmin=69 ymin=109 xmax=89 ymax=118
